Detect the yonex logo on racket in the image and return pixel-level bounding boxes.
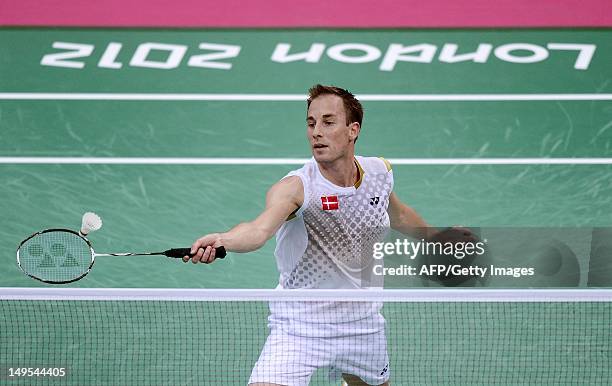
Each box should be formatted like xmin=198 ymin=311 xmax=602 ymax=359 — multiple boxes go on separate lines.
xmin=27 ymin=243 xmax=78 ymax=268
xmin=321 ymin=195 xmax=339 ymax=210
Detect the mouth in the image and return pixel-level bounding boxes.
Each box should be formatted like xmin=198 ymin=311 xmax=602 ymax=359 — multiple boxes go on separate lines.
xmin=313 ymin=144 xmax=328 ymax=149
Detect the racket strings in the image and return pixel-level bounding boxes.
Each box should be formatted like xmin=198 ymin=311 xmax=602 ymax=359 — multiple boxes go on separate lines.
xmin=18 ymin=230 xmax=93 ymax=283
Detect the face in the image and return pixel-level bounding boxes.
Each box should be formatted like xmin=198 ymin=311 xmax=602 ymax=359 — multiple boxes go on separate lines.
xmin=306 ymin=94 xmax=359 ymax=163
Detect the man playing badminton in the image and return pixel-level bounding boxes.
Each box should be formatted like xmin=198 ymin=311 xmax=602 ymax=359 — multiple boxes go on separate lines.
xmin=186 ymin=84 xmax=434 ymax=386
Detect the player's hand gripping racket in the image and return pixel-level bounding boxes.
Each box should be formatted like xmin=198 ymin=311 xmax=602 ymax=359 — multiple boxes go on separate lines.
xmin=16 ymin=213 xmax=226 ymax=284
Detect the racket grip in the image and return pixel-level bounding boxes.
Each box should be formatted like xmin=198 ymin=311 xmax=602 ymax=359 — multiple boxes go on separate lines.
xmin=164 ymin=247 xmax=226 ymax=259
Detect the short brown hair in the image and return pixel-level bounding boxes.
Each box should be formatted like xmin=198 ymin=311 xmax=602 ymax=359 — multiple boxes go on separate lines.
xmin=307 ymin=84 xmax=363 ymax=127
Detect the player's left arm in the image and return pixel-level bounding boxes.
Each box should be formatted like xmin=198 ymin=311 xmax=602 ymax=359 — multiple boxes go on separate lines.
xmin=387 ymin=191 xmax=438 ymax=240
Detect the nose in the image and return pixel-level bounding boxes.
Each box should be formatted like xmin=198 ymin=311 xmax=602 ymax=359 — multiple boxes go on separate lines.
xmin=312 ymin=122 xmax=323 ymax=138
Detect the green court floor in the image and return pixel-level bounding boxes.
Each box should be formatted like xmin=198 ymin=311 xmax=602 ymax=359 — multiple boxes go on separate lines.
xmin=1 ymin=28 xmax=611 ymax=288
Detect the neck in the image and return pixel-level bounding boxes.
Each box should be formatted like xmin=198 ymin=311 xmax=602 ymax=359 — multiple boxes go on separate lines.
xmin=317 ymin=155 xmax=358 ymax=187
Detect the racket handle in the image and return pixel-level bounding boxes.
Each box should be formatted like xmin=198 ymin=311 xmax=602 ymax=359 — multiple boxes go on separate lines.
xmin=164 ymin=247 xmax=226 ymax=259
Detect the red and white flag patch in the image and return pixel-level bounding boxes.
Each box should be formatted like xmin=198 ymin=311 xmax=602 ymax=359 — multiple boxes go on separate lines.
xmin=321 ymin=195 xmax=339 ymax=210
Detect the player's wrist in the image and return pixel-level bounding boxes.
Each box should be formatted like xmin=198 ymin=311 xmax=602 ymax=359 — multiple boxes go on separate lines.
xmin=214 ymin=233 xmax=228 ymax=249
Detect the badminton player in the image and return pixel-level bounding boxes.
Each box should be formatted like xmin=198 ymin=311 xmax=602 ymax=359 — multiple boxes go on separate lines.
xmin=185 ymin=84 xmax=436 ymax=386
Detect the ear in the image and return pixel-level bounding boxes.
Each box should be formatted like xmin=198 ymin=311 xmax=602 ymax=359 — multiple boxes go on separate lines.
xmin=348 ymin=122 xmax=360 ymax=143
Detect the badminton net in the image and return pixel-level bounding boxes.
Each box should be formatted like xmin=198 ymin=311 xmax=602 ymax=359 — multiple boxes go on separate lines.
xmin=1 ymin=288 xmax=611 ymax=385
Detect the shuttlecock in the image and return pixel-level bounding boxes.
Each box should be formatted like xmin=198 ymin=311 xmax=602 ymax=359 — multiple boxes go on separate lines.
xmin=80 ymin=212 xmax=102 ymax=236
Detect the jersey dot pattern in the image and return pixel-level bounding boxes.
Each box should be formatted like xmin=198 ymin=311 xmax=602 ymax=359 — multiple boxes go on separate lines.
xmin=278 ymin=156 xmax=393 ymax=290
xmin=270 ymin=156 xmax=394 ymax=334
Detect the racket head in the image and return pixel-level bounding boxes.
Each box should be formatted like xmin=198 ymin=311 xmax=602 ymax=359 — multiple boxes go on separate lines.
xmin=16 ymin=228 xmax=95 ymax=284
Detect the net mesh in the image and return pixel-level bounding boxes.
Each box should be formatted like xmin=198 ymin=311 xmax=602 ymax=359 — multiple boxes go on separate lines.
xmin=17 ymin=231 xmax=92 ymax=283
xmin=1 ymin=289 xmax=611 ymax=385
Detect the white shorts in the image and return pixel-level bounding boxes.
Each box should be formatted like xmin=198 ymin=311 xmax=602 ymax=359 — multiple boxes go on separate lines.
xmin=248 ymin=323 xmax=390 ymax=385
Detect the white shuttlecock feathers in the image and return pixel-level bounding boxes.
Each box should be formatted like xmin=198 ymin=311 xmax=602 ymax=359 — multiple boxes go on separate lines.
xmin=80 ymin=212 xmax=102 ymax=235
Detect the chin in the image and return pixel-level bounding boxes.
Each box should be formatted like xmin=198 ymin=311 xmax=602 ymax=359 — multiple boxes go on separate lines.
xmin=312 ymin=152 xmax=336 ymax=164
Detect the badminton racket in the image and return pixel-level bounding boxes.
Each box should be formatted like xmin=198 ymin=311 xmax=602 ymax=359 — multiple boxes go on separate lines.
xmin=16 ymin=228 xmax=226 ymax=284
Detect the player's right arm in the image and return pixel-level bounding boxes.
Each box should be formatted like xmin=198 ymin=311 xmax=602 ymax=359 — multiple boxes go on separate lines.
xmin=184 ymin=176 xmax=304 ymax=264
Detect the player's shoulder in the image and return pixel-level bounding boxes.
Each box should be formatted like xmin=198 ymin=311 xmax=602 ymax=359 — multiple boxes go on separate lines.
xmin=269 ymin=175 xmax=304 ymax=207
xmin=274 ymin=174 xmax=304 ymax=193
xmin=281 ymin=158 xmax=318 ymax=183
xmin=356 ymin=155 xmax=392 ymax=174
xmin=275 ymin=160 xmax=314 ymax=193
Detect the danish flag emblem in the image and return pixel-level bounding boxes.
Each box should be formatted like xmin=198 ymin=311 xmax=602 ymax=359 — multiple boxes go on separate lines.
xmin=321 ymin=195 xmax=339 ymax=210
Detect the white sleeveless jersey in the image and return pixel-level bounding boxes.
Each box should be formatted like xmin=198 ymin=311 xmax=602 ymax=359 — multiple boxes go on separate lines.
xmin=269 ymin=156 xmax=393 ymax=336
xmin=275 ymin=155 xmax=393 ymax=289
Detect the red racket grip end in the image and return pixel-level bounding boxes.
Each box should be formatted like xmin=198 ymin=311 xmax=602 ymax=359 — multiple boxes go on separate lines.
xmin=164 ymin=246 xmax=226 ymax=259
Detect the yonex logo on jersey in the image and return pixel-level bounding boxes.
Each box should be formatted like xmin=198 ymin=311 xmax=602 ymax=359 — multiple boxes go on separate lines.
xmin=370 ymin=197 xmax=380 ymax=205
xmin=321 ymin=195 xmax=339 ymax=210
xmin=380 ymin=363 xmax=389 ymax=376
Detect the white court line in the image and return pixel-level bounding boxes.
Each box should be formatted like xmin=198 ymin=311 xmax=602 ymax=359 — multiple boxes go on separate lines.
xmin=0 ymin=157 xmax=611 ymax=165
xmin=0 ymin=93 xmax=611 ymax=101
xmin=2 ymin=287 xmax=612 ymax=302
